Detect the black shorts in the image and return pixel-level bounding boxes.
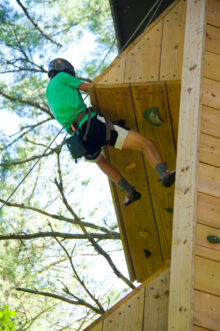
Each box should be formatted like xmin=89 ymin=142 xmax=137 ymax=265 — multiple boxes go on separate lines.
xmin=80 ymin=114 xmax=129 ymax=161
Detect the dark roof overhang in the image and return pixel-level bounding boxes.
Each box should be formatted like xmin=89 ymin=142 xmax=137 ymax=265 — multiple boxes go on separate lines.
xmin=109 ymin=0 xmax=175 ymax=52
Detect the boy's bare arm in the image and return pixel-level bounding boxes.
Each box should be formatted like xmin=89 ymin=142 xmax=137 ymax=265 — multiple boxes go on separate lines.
xmin=78 ymin=82 xmax=90 ymax=92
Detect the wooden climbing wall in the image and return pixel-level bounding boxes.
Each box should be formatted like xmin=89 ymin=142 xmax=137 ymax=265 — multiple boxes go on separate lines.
xmin=96 ymin=0 xmax=186 ymax=86
xmin=94 ymin=84 xmax=164 ymax=282
xmin=89 ymin=0 xmax=184 ymax=283
xmin=92 ymin=82 xmax=180 ymax=282
xmin=193 ymin=1 xmax=220 ymax=328
xmin=84 ymin=267 xmax=170 ymax=331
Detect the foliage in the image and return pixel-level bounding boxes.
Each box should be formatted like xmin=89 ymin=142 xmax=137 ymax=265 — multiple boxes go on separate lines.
xmin=0 ymin=306 xmax=16 ymax=331
xmin=0 ymin=1 xmax=133 ymax=330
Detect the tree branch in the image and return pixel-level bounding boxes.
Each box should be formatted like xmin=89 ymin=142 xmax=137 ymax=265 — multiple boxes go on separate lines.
xmin=0 ymin=89 xmax=52 ymax=116
xmin=16 ymin=0 xmax=62 ymax=47
xmin=0 ymin=199 xmax=118 ymax=234
xmin=0 ymin=118 xmax=52 ymax=151
xmin=54 ymin=161 xmax=135 ymax=289
xmin=15 ymin=288 xmax=103 ymax=315
xmin=0 ymin=231 xmax=120 ymax=241
xmin=52 ymin=231 xmax=105 ymax=313
xmin=18 ymin=303 xmax=59 ymax=331
xmin=0 ymin=149 xmax=57 ymax=167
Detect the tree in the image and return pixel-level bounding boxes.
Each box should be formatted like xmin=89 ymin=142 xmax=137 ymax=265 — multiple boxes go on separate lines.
xmin=0 ymin=1 xmax=134 ymax=329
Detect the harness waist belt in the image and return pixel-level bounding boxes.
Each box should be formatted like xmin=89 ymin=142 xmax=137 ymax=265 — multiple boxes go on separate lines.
xmin=69 ymin=107 xmax=114 ymax=143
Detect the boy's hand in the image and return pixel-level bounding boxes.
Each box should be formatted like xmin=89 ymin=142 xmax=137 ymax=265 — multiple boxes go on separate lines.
xmin=78 ymin=82 xmax=90 ymax=92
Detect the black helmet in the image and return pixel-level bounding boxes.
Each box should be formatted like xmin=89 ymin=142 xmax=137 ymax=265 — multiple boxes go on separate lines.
xmin=48 ymin=58 xmax=75 ymax=78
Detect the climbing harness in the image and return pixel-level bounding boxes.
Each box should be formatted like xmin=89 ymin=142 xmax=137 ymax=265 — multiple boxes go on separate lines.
xmin=66 ymin=107 xmax=115 ymax=160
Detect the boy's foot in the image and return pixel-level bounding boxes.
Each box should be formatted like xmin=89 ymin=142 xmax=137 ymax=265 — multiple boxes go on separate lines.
xmin=124 ymin=190 xmax=141 ymax=207
xmin=161 ymin=170 xmax=176 ymax=187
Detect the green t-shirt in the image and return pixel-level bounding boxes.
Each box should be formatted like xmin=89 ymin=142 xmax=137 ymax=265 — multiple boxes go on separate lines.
xmin=46 ymin=72 xmax=94 ymax=132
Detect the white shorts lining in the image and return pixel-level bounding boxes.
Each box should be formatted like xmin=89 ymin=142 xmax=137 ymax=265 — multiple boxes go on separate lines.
xmin=97 ymin=115 xmax=129 ymax=150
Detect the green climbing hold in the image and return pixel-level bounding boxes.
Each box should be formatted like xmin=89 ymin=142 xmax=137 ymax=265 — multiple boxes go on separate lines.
xmin=165 ymin=207 xmax=173 ymax=214
xmin=207 ymin=235 xmax=220 ymax=244
xmin=143 ymin=107 xmax=163 ymax=126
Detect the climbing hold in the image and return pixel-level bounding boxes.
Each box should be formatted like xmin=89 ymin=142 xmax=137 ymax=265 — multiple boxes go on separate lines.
xmin=143 ymin=107 xmax=163 ymax=126
xmin=140 ymin=230 xmax=149 ymax=239
xmin=165 ymin=207 xmax=173 ymax=214
xmin=207 ymin=235 xmax=220 ymax=244
xmin=125 ymin=162 xmax=136 ymax=172
xmin=144 ymin=249 xmax=152 ymax=258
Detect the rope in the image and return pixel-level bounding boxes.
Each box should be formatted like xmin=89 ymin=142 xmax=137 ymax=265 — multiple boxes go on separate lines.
xmin=0 ymin=1 xmax=164 ymax=211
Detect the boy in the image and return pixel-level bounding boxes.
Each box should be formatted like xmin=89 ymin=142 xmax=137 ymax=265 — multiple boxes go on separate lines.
xmin=46 ymin=58 xmax=175 ymax=206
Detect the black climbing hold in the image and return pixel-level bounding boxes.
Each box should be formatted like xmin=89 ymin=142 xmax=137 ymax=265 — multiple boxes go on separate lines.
xmin=143 ymin=107 xmax=163 ymax=126
xmin=144 ymin=249 xmax=152 ymax=258
xmin=207 ymin=235 xmax=220 ymax=244
xmin=165 ymin=207 xmax=173 ymax=214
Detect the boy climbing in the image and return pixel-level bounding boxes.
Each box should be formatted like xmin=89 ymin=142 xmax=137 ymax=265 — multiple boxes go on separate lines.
xmin=46 ymin=58 xmax=175 ymax=206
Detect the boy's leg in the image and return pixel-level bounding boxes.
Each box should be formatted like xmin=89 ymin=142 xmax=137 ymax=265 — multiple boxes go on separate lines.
xmin=96 ymin=154 xmax=122 ymax=183
xmin=122 ymin=129 xmax=175 ymax=186
xmin=122 ymin=129 xmax=162 ymax=167
xmin=96 ymin=154 xmax=141 ymax=206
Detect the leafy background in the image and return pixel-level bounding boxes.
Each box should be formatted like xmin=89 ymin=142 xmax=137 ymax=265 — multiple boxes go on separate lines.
xmin=0 ymin=0 xmax=136 ymax=330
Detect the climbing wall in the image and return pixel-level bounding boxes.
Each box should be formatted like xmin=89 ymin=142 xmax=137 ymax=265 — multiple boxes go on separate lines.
xmin=93 ymin=83 xmax=178 ymax=282
xmin=84 ymin=267 xmax=170 ymax=331
xmin=193 ymin=1 xmax=220 ymax=328
xmin=90 ymin=0 xmax=185 ymax=282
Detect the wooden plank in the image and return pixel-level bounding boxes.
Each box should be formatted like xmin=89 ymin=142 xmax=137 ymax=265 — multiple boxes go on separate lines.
xmin=207 ymin=0 xmax=220 ymax=28
xmin=106 ymin=266 xmax=169 ymax=316
xmin=124 ymin=21 xmax=163 ymax=83
xmin=91 ymin=0 xmax=182 ymax=87
xmin=196 ymin=245 xmax=220 ymax=263
xmin=196 ymin=223 xmax=220 ymax=247
xmin=160 ymin=0 xmax=186 ymax=80
xmin=166 ymin=81 xmax=181 ymax=148
xmin=193 ymin=326 xmax=211 ymax=331
xmin=103 ymin=57 xmax=126 ymax=84
xmin=168 ymin=1 xmax=207 ymax=330
xmin=196 ymin=223 xmax=220 ymax=259
xmin=206 ymin=24 xmax=220 ymax=54
xmin=195 ymin=255 xmax=220 ymax=296
xmin=143 ymin=268 xmax=170 ymax=331
xmin=201 ymin=105 xmax=220 ymax=138
xmin=103 ymin=287 xmax=145 ymax=331
xmin=194 ymin=290 xmax=220 ymax=330
xmin=197 ymin=192 xmax=220 ymax=228
xmin=85 ymin=321 xmax=103 ymax=331
xmin=95 ymin=84 xmax=163 ymax=282
xmin=204 ymin=51 xmax=220 ymax=82
xmin=202 ymin=78 xmax=220 ymax=110
xmin=199 ymin=133 xmax=220 ymax=167
xmin=198 ymin=163 xmax=220 ymax=198
xmin=131 ymin=83 xmax=176 ymax=262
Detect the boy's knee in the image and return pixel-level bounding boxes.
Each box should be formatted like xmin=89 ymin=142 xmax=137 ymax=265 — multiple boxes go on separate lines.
xmin=141 ymin=137 xmax=155 ymax=152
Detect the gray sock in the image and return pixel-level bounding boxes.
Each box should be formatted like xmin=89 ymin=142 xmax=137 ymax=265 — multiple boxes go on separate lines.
xmin=155 ymin=162 xmax=168 ymax=179
xmin=117 ymin=178 xmax=134 ymax=196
